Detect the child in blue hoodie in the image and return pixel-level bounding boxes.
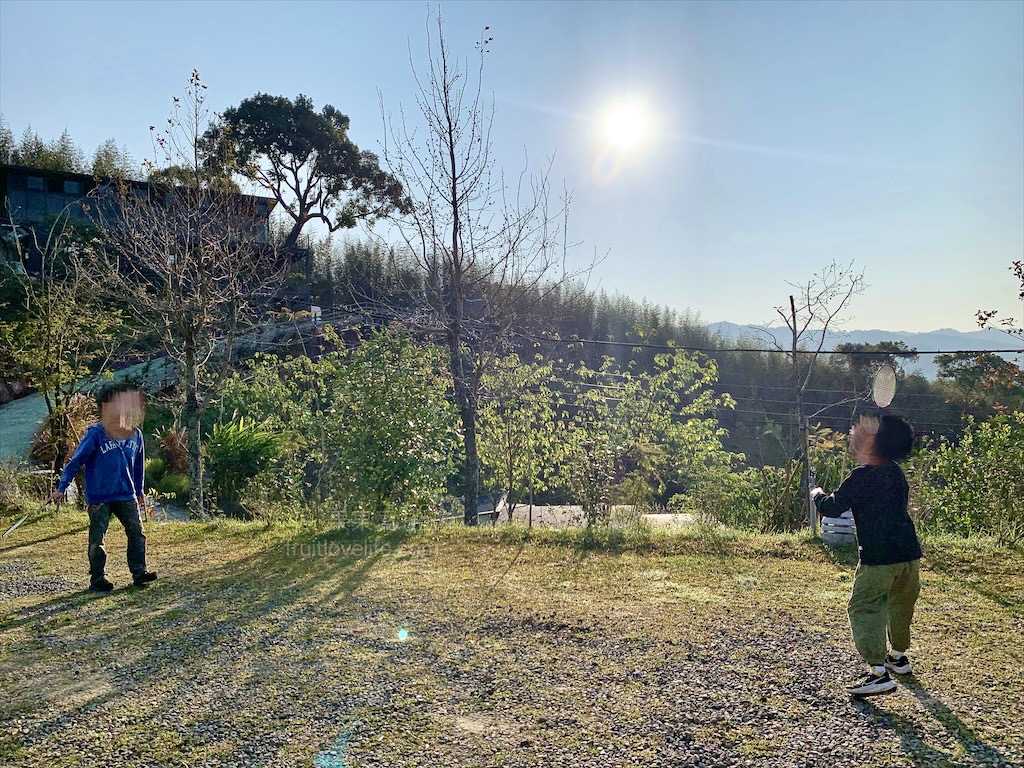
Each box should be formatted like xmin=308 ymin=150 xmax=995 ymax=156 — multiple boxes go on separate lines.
xmin=50 ymin=382 xmax=158 ymax=592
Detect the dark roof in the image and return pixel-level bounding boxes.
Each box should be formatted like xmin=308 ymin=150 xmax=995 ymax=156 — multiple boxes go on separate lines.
xmin=0 ymin=163 xmax=277 ymax=209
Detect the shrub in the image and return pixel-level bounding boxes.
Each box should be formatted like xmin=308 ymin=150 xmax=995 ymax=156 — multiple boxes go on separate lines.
xmin=30 ymin=393 xmax=96 ymax=467
xmin=686 ymin=467 xmax=763 ymax=530
xmin=145 ymin=456 xmax=167 ymax=482
xmin=157 ymin=428 xmax=188 ymax=474
xmin=206 ymin=417 xmax=282 ymax=517
xmin=917 ymin=413 xmax=1024 ymax=543
xmin=220 ymin=328 xmax=458 ymax=523
xmin=154 ymin=472 xmax=189 ymax=499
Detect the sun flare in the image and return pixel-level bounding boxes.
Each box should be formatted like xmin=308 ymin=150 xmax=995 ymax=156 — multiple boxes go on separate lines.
xmin=602 ymin=100 xmax=651 ymax=150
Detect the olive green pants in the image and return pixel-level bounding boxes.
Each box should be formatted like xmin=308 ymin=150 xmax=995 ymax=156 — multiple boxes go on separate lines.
xmin=847 ymin=560 xmax=920 ymax=666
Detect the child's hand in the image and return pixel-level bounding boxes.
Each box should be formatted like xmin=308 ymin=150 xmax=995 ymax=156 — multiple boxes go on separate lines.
xmin=810 ymin=487 xmax=825 ymax=500
xmin=48 ymin=491 xmax=65 ymax=505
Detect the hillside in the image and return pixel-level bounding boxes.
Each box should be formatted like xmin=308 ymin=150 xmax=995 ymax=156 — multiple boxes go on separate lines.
xmin=2 ymin=513 xmax=1022 ymax=767
xmin=708 ymin=323 xmax=1019 ymax=379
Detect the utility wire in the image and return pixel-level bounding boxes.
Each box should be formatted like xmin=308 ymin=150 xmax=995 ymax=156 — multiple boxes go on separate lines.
xmin=520 ymin=334 xmax=1022 ymax=357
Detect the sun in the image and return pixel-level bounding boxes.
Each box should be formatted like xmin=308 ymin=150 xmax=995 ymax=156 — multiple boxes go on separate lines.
xmin=602 ymin=100 xmax=651 ymax=150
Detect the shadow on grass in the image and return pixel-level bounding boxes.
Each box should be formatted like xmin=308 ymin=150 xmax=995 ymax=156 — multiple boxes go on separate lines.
xmin=3 ymin=525 xmax=415 ymax=746
xmin=856 ymin=678 xmax=1013 ymax=767
xmin=0 ymin=587 xmax=99 ymax=631
xmin=815 ymin=539 xmax=859 ymax=569
xmin=0 ymin=523 xmax=88 ymax=553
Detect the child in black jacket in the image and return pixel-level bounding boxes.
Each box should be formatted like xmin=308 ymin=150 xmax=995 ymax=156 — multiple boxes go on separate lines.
xmin=812 ymin=413 xmax=921 ymax=697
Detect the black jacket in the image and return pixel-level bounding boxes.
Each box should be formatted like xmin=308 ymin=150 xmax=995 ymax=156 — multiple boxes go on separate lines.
xmin=815 ymin=462 xmax=923 ymax=566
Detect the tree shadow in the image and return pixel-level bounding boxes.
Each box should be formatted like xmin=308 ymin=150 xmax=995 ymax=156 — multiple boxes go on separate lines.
xmin=0 ymin=587 xmax=99 ymax=631
xmin=0 ymin=524 xmax=89 ymax=553
xmin=922 ymin=553 xmax=1023 ymax=617
xmin=855 ymin=678 xmax=1013 ymax=767
xmin=1 ymin=525 xmax=415 ymax=745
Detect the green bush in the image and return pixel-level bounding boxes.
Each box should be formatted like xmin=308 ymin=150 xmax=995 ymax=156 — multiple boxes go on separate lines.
xmin=154 ymin=472 xmax=189 ymax=499
xmin=683 ymin=467 xmax=763 ymax=530
xmin=145 ymin=456 xmax=167 ymax=482
xmin=220 ymin=328 xmax=459 ymax=523
xmin=206 ymin=417 xmax=282 ymax=518
xmin=917 ymin=413 xmax=1024 ymax=543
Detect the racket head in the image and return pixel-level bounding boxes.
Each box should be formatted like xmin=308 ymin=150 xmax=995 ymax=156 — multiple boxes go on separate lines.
xmin=871 ymin=364 xmax=897 ymax=408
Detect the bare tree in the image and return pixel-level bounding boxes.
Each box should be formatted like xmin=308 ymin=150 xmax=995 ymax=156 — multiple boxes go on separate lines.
xmin=977 ymin=260 xmax=1024 ymax=344
xmin=85 ymin=72 xmax=286 ymax=516
xmin=381 ymin=13 xmax=590 ymax=524
xmin=763 ymin=260 xmax=864 ymax=529
xmin=1 ymin=211 xmax=123 ymax=472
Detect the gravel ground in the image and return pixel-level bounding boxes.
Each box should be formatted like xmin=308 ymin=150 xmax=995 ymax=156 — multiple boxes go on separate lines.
xmin=0 ymin=561 xmax=77 ymax=600
xmin=1 ymin=519 xmax=1021 ymax=767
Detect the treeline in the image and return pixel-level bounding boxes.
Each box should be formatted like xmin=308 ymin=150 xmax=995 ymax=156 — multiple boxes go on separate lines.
xmin=0 ymin=115 xmax=136 ymax=178
xmin=306 ymin=238 xmax=1024 ymax=457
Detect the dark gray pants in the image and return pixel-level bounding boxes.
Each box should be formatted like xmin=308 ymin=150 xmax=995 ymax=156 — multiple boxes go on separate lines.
xmin=88 ymin=500 xmax=147 ymax=583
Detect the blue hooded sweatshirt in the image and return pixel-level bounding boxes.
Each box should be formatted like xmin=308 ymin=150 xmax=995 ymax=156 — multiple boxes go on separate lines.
xmin=57 ymin=423 xmax=145 ymax=506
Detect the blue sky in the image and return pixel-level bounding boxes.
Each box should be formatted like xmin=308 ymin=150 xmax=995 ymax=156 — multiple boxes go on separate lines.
xmin=2 ymin=0 xmax=1022 ymax=333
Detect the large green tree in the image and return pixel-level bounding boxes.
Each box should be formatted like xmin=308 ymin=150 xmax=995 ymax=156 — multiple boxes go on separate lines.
xmin=206 ymin=94 xmax=408 ymax=256
xmin=478 ymin=353 xmax=564 ymax=521
xmin=936 ymin=352 xmax=1024 ymax=414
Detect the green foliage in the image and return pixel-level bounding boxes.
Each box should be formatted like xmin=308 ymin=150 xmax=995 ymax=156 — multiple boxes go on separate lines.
xmin=90 ymin=138 xmax=136 ymax=179
xmin=917 ymin=413 xmax=1024 ymax=544
xmin=835 ymin=340 xmax=919 ymax=388
xmin=154 ymin=472 xmax=189 ymax=499
xmin=678 ymin=424 xmax=854 ymax=533
xmin=210 ymin=94 xmax=408 ymax=247
xmin=554 ymin=350 xmax=742 ymax=526
xmin=0 ymin=115 xmax=12 ymax=164
xmin=144 ymin=456 xmax=167 ymax=482
xmin=220 ymin=329 xmax=458 ymax=521
xmin=478 ymin=354 xmax=563 ymax=514
xmin=935 ymin=353 xmax=1024 ymax=414
xmin=4 ymin=124 xmax=87 ymax=173
xmin=206 ymin=417 xmax=282 ymax=517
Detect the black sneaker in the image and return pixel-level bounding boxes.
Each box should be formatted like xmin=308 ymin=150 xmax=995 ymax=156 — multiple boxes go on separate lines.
xmin=132 ymin=571 xmax=158 ymax=586
xmin=846 ymin=670 xmax=897 ymax=697
xmin=88 ymin=578 xmax=114 ymax=593
xmin=885 ymin=652 xmax=912 ymax=675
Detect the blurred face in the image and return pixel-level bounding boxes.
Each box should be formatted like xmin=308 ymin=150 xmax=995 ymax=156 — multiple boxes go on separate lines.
xmin=849 ymin=415 xmax=880 ymax=464
xmin=101 ymin=390 xmax=145 ymax=435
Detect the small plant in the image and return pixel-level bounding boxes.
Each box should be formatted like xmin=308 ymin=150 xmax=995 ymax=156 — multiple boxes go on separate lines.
xmin=157 ymin=428 xmax=189 ymax=474
xmin=0 ymin=461 xmax=30 ymax=512
xmin=154 ymin=472 xmax=189 ymax=500
xmin=144 ymin=456 xmax=167 ymax=483
xmin=30 ymin=392 xmax=96 ymax=468
xmin=206 ymin=417 xmax=282 ymax=517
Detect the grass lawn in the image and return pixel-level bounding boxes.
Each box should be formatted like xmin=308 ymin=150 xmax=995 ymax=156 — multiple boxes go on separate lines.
xmin=1 ymin=509 xmax=1022 ymax=767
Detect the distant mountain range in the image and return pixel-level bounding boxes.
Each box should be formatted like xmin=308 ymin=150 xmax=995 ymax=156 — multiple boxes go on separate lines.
xmin=707 ymin=323 xmax=1022 ymax=379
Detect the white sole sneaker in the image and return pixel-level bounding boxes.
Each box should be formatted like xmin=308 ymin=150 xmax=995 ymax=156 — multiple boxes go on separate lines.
xmin=847 ymin=671 xmax=897 ymax=697
xmin=885 ymin=655 xmax=912 ymax=675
